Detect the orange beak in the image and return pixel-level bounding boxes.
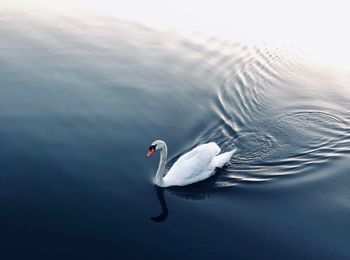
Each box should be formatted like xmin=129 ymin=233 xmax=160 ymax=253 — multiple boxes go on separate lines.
xmin=146 ymin=148 xmax=155 ymax=157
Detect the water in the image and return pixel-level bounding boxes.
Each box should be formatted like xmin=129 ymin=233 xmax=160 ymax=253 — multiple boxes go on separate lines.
xmin=0 ymin=9 xmax=350 ymax=260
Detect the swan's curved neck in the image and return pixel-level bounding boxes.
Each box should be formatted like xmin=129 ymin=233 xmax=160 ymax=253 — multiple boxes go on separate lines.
xmin=155 ymin=143 xmax=167 ymax=186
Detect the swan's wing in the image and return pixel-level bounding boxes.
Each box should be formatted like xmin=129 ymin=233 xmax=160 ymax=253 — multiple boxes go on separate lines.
xmin=164 ymin=143 xmax=220 ymax=185
xmin=209 ymin=148 xmax=236 ymax=168
xmin=174 ymin=142 xmax=220 ymax=164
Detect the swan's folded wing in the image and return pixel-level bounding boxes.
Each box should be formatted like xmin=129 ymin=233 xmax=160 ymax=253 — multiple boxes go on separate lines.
xmin=209 ymin=149 xmax=236 ymax=168
xmin=164 ymin=143 xmax=221 ymax=185
xmin=175 ymin=142 xmax=220 ymax=164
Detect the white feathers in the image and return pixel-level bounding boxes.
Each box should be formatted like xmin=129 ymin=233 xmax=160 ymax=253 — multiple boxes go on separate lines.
xmin=209 ymin=149 xmax=236 ymax=168
xmin=160 ymin=142 xmax=235 ymax=187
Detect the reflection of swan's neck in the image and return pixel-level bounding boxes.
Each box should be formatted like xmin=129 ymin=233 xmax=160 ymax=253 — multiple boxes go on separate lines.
xmin=151 ymin=186 xmax=168 ymax=222
xmin=155 ymin=143 xmax=167 ymax=186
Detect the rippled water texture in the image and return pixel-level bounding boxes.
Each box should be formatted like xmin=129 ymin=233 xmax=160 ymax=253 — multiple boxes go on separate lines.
xmin=0 ymin=9 xmax=349 ymax=260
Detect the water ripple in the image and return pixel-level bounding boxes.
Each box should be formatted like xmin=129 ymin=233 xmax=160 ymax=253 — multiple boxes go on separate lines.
xmin=171 ymin=39 xmax=350 ymax=190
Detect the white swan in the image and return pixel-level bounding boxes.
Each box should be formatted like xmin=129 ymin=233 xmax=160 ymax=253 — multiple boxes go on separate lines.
xmin=146 ymin=140 xmax=235 ymax=187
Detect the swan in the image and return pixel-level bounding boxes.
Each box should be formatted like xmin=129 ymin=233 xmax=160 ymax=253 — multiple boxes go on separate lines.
xmin=146 ymin=140 xmax=235 ymax=187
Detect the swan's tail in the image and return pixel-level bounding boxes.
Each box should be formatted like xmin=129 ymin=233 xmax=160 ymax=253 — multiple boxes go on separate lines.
xmin=211 ymin=148 xmax=236 ymax=168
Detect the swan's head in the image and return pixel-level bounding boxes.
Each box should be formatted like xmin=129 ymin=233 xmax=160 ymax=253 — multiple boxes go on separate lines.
xmin=146 ymin=140 xmax=166 ymax=157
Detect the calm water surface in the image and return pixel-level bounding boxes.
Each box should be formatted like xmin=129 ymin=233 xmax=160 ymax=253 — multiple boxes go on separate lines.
xmin=0 ymin=9 xmax=350 ymax=260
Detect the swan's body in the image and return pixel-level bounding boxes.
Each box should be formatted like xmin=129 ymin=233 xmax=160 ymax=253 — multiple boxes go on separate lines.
xmin=146 ymin=140 xmax=235 ymax=187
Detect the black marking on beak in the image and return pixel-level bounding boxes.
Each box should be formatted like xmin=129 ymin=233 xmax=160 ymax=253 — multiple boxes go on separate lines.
xmin=146 ymin=144 xmax=157 ymax=157
xmin=148 ymin=145 xmax=157 ymax=151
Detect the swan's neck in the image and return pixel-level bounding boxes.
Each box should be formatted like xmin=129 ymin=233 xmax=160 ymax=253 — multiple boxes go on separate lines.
xmin=155 ymin=144 xmax=167 ymax=186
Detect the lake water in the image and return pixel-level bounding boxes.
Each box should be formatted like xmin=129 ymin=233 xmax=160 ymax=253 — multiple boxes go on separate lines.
xmin=0 ymin=8 xmax=349 ymax=260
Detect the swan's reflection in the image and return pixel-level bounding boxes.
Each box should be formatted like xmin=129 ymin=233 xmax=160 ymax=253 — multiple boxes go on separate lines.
xmin=150 ymin=174 xmax=221 ymax=223
xmin=151 ymin=184 xmax=214 ymax=223
xmin=150 ymin=163 xmax=271 ymax=222
xmin=150 ymin=186 xmax=168 ymax=223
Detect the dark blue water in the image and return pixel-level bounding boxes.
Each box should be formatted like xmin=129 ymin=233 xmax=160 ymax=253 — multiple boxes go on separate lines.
xmin=1 ymin=9 xmax=350 ymax=260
